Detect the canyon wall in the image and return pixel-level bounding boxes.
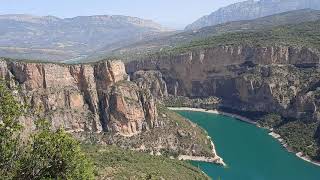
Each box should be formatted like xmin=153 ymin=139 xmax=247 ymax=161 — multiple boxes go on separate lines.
xmin=0 ymin=58 xmax=222 ymax=162
xmin=126 ymin=45 xmax=320 ymax=122
xmin=0 ymin=59 xmax=158 ymax=136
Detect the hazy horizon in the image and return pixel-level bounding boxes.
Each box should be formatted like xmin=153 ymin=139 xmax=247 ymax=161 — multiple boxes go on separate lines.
xmin=0 ymin=0 xmax=244 ymax=29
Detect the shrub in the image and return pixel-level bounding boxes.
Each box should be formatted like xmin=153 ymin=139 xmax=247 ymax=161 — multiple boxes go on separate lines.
xmin=0 ymin=81 xmax=94 ymax=180
xmin=0 ymin=81 xmax=24 ymax=178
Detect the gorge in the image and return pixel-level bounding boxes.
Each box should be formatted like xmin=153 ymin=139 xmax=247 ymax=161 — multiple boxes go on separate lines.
xmin=0 ymin=57 xmax=225 ymax=167
xmin=178 ymin=110 xmax=320 ymax=180
xmin=125 ymin=21 xmax=320 ymax=161
xmin=1 ymin=3 xmax=320 ymax=179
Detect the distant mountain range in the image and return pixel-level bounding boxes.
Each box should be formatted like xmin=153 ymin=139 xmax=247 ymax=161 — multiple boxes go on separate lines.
xmin=0 ymin=14 xmax=170 ymax=61
xmin=186 ymin=0 xmax=320 ymax=30
xmin=103 ymin=9 xmax=320 ymax=62
xmin=1 ymin=0 xmax=320 ymax=63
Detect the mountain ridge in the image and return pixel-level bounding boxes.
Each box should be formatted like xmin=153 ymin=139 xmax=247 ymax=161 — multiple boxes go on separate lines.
xmin=0 ymin=14 xmax=171 ymax=62
xmin=0 ymin=14 xmax=166 ymax=29
xmin=186 ymin=0 xmax=320 ymax=30
xmin=98 ymin=9 xmax=320 ymax=63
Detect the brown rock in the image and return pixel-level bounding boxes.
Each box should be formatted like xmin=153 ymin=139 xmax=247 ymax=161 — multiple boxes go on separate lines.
xmin=126 ymin=45 xmax=320 ymax=121
xmin=0 ymin=59 xmax=157 ymax=136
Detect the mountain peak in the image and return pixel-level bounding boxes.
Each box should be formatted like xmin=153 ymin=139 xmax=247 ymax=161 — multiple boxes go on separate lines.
xmin=0 ymin=13 xmax=170 ymax=61
xmin=185 ymin=0 xmax=320 ymax=30
xmin=0 ymin=14 xmax=61 ymax=23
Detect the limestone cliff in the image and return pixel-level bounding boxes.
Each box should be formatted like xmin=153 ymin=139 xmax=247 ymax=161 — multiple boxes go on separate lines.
xmin=126 ymin=45 xmax=320 ymax=122
xmin=0 ymin=58 xmax=223 ymax=163
xmin=131 ymin=70 xmax=168 ymax=100
xmin=0 ymin=59 xmax=158 ymax=136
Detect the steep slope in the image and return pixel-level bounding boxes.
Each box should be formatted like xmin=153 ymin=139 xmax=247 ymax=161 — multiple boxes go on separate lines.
xmin=186 ymin=0 xmax=320 ymax=30
xmin=126 ymin=20 xmax=320 ymax=161
xmin=84 ymin=145 xmax=210 ymax=179
xmin=0 ymin=14 xmax=169 ymax=61
xmin=104 ymin=9 xmax=320 ymax=62
xmin=0 ymin=57 xmax=224 ymax=165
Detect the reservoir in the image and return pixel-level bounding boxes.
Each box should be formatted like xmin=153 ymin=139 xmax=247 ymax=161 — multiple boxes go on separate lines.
xmin=176 ymin=110 xmax=320 ymax=180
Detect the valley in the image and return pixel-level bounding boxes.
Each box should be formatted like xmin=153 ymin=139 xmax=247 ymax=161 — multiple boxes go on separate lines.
xmin=178 ymin=110 xmax=320 ymax=180
xmin=1 ymin=0 xmax=320 ymax=179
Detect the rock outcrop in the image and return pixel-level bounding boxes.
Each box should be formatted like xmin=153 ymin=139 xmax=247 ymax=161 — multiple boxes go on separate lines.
xmin=0 ymin=59 xmax=157 ymax=137
xmin=107 ymin=81 xmax=158 ymax=136
xmin=126 ymin=45 xmax=320 ymax=122
xmin=0 ymin=58 xmax=222 ymax=163
xmin=131 ymin=70 xmax=168 ymax=100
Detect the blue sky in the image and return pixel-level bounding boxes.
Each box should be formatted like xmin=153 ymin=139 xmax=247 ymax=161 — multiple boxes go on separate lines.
xmin=0 ymin=0 xmax=243 ymax=29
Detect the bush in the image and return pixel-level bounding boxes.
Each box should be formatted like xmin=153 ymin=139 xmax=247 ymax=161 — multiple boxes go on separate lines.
xmin=0 ymin=81 xmax=24 ymax=178
xmin=16 ymin=120 xmax=94 ymax=180
xmin=0 ymin=81 xmax=94 ymax=180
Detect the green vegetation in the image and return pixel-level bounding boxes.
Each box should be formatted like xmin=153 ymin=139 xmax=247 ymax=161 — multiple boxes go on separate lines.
xmin=164 ymin=96 xmax=219 ymax=109
xmin=157 ymin=104 xmax=213 ymax=157
xmin=171 ymin=20 xmax=320 ymax=53
xmin=258 ymin=114 xmax=283 ymax=128
xmin=0 ymin=81 xmax=95 ymax=179
xmin=84 ymin=144 xmax=209 ymax=180
xmin=133 ymin=20 xmax=320 ymax=61
xmin=0 ymin=81 xmax=210 ymax=179
xmin=258 ymin=114 xmax=320 ymax=160
xmin=98 ymin=9 xmax=320 ymax=63
xmin=0 ymin=57 xmax=60 ymax=64
xmin=0 ymin=81 xmax=25 ymax=179
xmin=93 ymin=104 xmax=214 ymax=159
xmin=17 ymin=120 xmax=94 ymax=180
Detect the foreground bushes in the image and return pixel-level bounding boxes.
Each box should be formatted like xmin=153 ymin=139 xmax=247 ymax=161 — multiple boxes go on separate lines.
xmin=0 ymin=81 xmax=94 ymax=180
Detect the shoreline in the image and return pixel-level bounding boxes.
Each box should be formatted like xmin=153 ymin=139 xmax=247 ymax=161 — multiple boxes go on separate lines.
xmin=168 ymin=107 xmax=257 ymax=125
xmin=168 ymin=107 xmax=320 ymax=167
xmin=268 ymin=131 xmax=320 ymax=167
xmin=178 ymin=133 xmax=226 ymax=166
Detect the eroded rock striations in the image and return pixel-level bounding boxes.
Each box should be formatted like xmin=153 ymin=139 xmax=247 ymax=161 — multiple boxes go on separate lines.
xmin=0 ymin=58 xmax=224 ymax=164
xmin=131 ymin=70 xmax=168 ymax=100
xmin=126 ymin=45 xmax=320 ymax=122
xmin=0 ymin=59 xmax=157 ymax=136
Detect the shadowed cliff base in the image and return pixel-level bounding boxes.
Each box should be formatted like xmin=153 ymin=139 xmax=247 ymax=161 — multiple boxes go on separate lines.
xmin=124 ymin=21 xmax=320 ymax=162
xmin=0 ymin=58 xmax=224 ymax=170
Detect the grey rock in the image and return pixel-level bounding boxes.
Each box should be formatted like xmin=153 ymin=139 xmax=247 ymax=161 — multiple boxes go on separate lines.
xmin=186 ymin=0 xmax=320 ymax=30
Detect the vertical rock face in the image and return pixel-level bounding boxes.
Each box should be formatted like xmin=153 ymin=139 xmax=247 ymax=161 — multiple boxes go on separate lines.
xmin=126 ymin=45 xmax=320 ymax=121
xmin=0 ymin=59 xmax=157 ymax=136
xmin=131 ymin=70 xmax=168 ymax=100
xmin=107 ymin=81 xmax=158 ymax=136
xmin=0 ymin=58 xmax=225 ymax=163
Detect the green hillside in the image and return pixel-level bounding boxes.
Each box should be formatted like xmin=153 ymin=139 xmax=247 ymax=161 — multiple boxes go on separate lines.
xmin=140 ymin=19 xmax=320 ymax=60
xmin=84 ymin=144 xmax=209 ymax=180
xmin=97 ymin=9 xmax=320 ymax=62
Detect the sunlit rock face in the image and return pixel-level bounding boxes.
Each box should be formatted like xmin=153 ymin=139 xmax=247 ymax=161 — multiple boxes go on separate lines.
xmin=0 ymin=59 xmax=157 ymax=136
xmin=131 ymin=70 xmax=168 ymax=100
xmin=126 ymin=45 xmax=320 ymax=122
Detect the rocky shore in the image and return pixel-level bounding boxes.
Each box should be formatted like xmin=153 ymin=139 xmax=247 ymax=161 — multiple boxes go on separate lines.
xmin=169 ymin=107 xmax=320 ymax=167
xmin=168 ymin=107 xmax=257 ymax=125
xmin=268 ymin=130 xmax=320 ymax=167
xmin=178 ymin=139 xmax=226 ymax=166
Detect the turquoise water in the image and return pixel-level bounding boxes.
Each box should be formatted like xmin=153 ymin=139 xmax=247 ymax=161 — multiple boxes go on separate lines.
xmin=176 ymin=111 xmax=320 ymax=180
